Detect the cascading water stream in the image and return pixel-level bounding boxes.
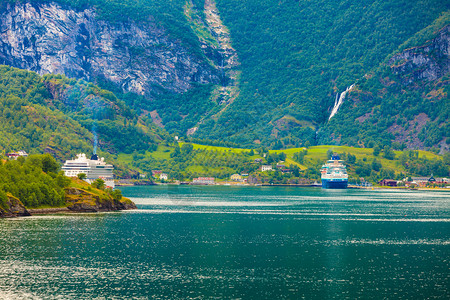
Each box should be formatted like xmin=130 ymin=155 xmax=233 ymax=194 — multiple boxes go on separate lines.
xmin=328 ymin=84 xmax=355 ymax=120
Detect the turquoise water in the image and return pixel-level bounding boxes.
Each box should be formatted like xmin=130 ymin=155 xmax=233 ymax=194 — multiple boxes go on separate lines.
xmin=0 ymin=186 xmax=449 ymax=299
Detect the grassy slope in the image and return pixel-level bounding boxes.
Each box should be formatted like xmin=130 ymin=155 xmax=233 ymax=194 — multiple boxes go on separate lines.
xmin=119 ymin=142 xmax=443 ymax=180
xmin=277 ymin=145 xmax=440 ymax=172
xmin=66 ymin=178 xmax=134 ymax=208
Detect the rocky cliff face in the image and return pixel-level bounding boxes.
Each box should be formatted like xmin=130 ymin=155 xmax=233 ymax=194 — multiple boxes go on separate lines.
xmin=389 ymin=25 xmax=449 ymax=85
xmin=0 ymin=1 xmax=220 ymax=96
xmin=0 ymin=195 xmax=30 ymax=218
xmin=183 ymin=0 xmax=240 ymax=133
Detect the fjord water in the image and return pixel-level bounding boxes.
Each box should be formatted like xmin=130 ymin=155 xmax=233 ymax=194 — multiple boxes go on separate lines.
xmin=1 ymin=186 xmax=449 ymax=299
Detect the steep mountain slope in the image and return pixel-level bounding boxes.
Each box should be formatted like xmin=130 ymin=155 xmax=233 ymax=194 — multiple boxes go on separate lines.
xmin=321 ymin=20 xmax=449 ymax=153
xmin=0 ymin=0 xmax=237 ymax=139
xmin=0 ymin=0 xmax=448 ymax=150
xmin=195 ymin=0 xmax=448 ymax=148
xmin=0 ymin=1 xmax=220 ymax=96
xmin=0 ymin=66 xmax=93 ymax=157
xmin=0 ymin=65 xmax=164 ymax=176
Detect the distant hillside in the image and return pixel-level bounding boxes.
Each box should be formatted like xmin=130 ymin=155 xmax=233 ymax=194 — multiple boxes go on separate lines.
xmin=0 ymin=65 xmax=165 ymax=176
xmin=195 ymin=0 xmax=449 ymax=148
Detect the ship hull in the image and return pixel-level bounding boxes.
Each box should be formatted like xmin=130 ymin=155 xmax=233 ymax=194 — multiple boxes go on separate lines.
xmin=321 ymin=179 xmax=348 ymax=189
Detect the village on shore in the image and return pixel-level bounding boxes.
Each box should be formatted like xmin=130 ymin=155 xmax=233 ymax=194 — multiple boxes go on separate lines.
xmin=6 ymin=149 xmax=449 ymax=191
xmin=117 ymin=165 xmax=450 ymax=191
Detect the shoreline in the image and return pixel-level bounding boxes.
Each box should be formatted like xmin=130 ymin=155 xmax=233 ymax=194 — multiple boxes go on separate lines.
xmin=125 ymin=183 xmax=450 ymax=191
xmin=27 ymin=207 xmax=71 ymax=214
xmin=4 ymin=186 xmax=448 ymax=219
xmin=22 ymin=206 xmax=137 ymax=216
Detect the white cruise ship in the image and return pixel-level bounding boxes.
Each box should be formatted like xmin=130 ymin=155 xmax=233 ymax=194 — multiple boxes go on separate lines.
xmin=62 ymin=153 xmax=115 ymax=188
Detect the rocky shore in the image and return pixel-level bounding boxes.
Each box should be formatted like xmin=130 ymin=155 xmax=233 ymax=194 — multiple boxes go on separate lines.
xmin=0 ymin=187 xmax=136 ymax=218
xmin=0 ymin=195 xmax=31 ymax=218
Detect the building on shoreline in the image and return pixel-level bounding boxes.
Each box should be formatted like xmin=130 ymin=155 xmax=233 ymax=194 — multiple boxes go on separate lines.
xmin=6 ymin=150 xmax=28 ymax=159
xmin=379 ymin=179 xmax=398 ymax=187
xmin=230 ymin=174 xmax=242 ymax=181
xmin=408 ymin=176 xmax=448 ymax=187
xmin=192 ymin=177 xmax=215 ymax=185
xmin=261 ymin=165 xmax=273 ymax=172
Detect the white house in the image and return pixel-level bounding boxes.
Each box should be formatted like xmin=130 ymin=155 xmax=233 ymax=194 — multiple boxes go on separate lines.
xmin=160 ymin=173 xmax=168 ymax=180
xmin=261 ymin=165 xmax=273 ymax=172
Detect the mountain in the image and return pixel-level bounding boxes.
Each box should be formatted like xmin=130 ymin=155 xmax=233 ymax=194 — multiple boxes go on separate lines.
xmin=0 ymin=0 xmax=220 ymax=96
xmin=0 ymin=0 xmax=448 ymax=150
xmin=0 ymin=65 xmax=164 ymax=176
xmin=198 ymin=0 xmax=448 ymax=148
xmin=322 ymin=20 xmax=449 ymax=153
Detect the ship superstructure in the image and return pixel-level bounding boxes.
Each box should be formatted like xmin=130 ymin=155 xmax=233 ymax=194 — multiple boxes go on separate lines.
xmin=320 ymin=155 xmax=348 ymax=189
xmin=62 ymin=153 xmax=114 ymax=188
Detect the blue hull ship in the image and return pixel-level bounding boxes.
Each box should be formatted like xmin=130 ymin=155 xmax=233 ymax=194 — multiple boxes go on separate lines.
xmin=321 ymin=178 xmax=348 ymax=189
xmin=321 ymin=155 xmax=348 ymax=189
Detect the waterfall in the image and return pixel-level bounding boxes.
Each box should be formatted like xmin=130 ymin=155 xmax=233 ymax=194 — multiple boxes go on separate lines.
xmin=328 ymin=84 xmax=355 ymax=120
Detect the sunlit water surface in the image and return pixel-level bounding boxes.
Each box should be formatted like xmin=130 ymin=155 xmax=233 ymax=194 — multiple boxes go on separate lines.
xmin=1 ymin=186 xmax=449 ymax=299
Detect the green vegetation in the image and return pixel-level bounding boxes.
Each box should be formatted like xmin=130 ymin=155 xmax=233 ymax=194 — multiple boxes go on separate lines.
xmin=0 ymin=154 xmax=67 ymax=208
xmin=2 ymin=1 xmax=448 ymax=150
xmin=0 ymin=66 xmax=92 ymax=159
xmin=6 ymin=0 xmax=445 ymax=149
xmin=0 ymin=153 xmax=133 ymax=214
xmin=1 ymin=1 xmax=448 ymax=187
xmin=147 ymin=84 xmax=217 ymax=136
xmin=0 ymin=65 xmax=166 ymax=176
xmin=192 ymin=0 xmax=448 ymax=147
xmin=396 ymin=11 xmax=450 ymax=53
xmin=123 ymin=143 xmax=449 ymax=184
xmin=321 ymin=16 xmax=449 ymax=150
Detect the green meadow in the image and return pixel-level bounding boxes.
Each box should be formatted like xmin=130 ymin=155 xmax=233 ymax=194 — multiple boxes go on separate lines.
xmin=115 ymin=143 xmax=448 ymax=183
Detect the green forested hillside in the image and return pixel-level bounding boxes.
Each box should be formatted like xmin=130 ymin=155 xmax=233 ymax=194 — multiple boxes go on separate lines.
xmin=1 ymin=0 xmax=448 ymax=151
xmin=321 ymin=19 xmax=449 ymax=152
xmin=194 ymin=0 xmax=448 ymax=147
xmin=0 ymin=154 xmax=134 ymax=213
xmin=0 ymin=154 xmax=67 ymax=208
xmin=0 ymin=66 xmax=93 ymax=157
xmin=90 ymin=0 xmax=449 ymax=149
xmin=0 ymin=65 xmax=165 ymax=176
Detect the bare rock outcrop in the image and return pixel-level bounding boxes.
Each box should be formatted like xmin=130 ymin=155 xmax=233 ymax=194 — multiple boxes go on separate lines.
xmin=0 ymin=195 xmax=31 ymax=218
xmin=389 ymin=25 xmax=449 ymax=84
xmin=0 ymin=1 xmax=220 ymax=96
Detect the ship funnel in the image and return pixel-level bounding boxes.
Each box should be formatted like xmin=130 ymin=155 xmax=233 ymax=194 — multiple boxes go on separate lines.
xmin=91 ymin=154 xmax=99 ymax=160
